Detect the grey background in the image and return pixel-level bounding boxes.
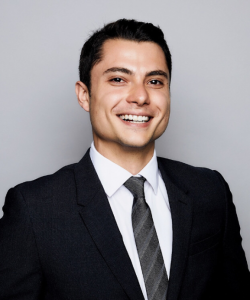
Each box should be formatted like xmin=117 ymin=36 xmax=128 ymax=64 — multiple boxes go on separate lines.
xmin=1 ymin=0 xmax=249 ymax=265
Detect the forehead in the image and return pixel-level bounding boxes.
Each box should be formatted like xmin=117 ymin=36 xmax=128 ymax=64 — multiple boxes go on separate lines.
xmin=94 ymin=39 xmax=169 ymax=74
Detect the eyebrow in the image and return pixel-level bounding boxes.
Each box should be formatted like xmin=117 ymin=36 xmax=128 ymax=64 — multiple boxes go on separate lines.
xmin=103 ymin=67 xmax=133 ymax=75
xmin=103 ymin=67 xmax=168 ymax=80
xmin=145 ymin=70 xmax=168 ymax=80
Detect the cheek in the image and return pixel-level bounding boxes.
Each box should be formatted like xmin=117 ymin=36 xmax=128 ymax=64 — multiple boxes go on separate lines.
xmin=155 ymin=94 xmax=170 ymax=117
xmin=90 ymin=92 xmax=122 ymax=127
xmin=95 ymin=85 xmax=125 ymax=109
xmin=154 ymin=96 xmax=170 ymax=133
xmin=162 ymin=104 xmax=170 ymax=127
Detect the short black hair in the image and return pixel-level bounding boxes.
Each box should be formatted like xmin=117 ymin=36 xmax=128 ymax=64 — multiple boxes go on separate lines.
xmin=79 ymin=19 xmax=172 ymax=93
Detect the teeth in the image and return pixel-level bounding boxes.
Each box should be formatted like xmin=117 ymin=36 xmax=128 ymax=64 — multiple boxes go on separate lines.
xmin=119 ymin=115 xmax=150 ymax=122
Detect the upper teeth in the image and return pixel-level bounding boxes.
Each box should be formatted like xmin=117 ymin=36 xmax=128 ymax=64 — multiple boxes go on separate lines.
xmin=120 ymin=115 xmax=149 ymax=122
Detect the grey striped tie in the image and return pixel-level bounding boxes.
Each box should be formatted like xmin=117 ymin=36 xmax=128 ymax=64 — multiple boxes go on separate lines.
xmin=124 ymin=176 xmax=168 ymax=300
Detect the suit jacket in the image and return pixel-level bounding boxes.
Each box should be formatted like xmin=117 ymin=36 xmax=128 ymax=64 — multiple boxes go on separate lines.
xmin=0 ymin=150 xmax=249 ymax=300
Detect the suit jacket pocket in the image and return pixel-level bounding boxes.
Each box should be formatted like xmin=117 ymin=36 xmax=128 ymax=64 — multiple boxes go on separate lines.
xmin=189 ymin=230 xmax=222 ymax=256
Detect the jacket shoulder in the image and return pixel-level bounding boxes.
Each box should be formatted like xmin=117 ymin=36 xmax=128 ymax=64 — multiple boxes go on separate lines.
xmin=158 ymin=156 xmax=214 ymax=172
xmin=157 ymin=156 xmax=217 ymax=176
xmin=13 ymin=163 xmax=78 ymax=199
xmin=157 ymin=156 xmax=226 ymax=194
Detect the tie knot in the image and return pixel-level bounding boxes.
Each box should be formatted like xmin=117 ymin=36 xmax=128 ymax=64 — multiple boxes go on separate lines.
xmin=123 ymin=176 xmax=146 ymax=199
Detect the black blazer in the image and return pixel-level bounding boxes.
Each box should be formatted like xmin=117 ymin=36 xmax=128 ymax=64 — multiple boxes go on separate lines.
xmin=0 ymin=150 xmax=249 ymax=300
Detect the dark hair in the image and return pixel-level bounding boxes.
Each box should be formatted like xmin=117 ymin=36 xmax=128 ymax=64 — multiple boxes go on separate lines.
xmin=79 ymin=19 xmax=172 ymax=93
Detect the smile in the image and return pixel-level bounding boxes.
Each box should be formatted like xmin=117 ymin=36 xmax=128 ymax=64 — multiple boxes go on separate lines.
xmin=119 ymin=114 xmax=150 ymax=123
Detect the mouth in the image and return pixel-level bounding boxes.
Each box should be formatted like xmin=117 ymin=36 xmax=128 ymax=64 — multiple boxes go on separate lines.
xmin=119 ymin=114 xmax=151 ymax=123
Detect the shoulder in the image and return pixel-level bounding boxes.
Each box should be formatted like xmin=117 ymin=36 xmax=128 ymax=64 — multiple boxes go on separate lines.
xmin=157 ymin=158 xmax=233 ymax=232
xmin=157 ymin=156 xmax=227 ymax=196
xmin=13 ymin=162 xmax=78 ymax=201
xmin=158 ymin=156 xmax=215 ymax=175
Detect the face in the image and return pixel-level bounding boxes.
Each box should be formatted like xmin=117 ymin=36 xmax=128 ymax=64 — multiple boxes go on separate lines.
xmin=77 ymin=39 xmax=170 ymax=153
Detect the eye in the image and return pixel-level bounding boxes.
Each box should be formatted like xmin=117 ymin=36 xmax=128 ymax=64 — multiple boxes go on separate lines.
xmin=148 ymin=79 xmax=163 ymax=85
xmin=110 ymin=77 xmax=124 ymax=83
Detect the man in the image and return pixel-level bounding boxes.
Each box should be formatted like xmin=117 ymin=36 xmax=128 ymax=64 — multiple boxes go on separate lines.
xmin=0 ymin=19 xmax=249 ymax=300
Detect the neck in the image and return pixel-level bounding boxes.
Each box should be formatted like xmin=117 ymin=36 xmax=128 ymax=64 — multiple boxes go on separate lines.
xmin=93 ymin=140 xmax=155 ymax=175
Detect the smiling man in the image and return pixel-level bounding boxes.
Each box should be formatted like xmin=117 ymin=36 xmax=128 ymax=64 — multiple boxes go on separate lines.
xmin=76 ymin=38 xmax=170 ymax=174
xmin=0 ymin=19 xmax=249 ymax=300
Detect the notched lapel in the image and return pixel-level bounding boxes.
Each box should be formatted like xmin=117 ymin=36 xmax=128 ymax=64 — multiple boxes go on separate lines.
xmin=158 ymin=158 xmax=193 ymax=300
xmin=74 ymin=150 xmax=144 ymax=300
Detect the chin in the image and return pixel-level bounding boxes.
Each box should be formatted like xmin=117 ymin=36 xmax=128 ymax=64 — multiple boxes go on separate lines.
xmin=118 ymin=138 xmax=153 ymax=150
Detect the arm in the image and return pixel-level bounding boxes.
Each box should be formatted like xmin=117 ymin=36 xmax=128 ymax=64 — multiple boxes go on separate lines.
xmin=0 ymin=188 xmax=43 ymax=299
xmin=214 ymin=171 xmax=250 ymax=299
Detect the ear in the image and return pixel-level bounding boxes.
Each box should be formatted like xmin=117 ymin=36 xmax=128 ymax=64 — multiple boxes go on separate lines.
xmin=75 ymin=81 xmax=90 ymax=112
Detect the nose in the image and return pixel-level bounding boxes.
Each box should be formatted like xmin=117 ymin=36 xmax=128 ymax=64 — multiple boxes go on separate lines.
xmin=126 ymin=83 xmax=149 ymax=106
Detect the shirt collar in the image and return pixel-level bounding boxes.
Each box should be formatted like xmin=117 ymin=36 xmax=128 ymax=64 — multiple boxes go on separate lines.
xmin=90 ymin=142 xmax=159 ymax=197
xmin=138 ymin=151 xmax=158 ymax=195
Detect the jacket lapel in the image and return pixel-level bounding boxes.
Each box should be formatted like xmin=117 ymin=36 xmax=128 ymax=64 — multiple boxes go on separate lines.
xmin=158 ymin=158 xmax=193 ymax=300
xmin=74 ymin=150 xmax=144 ymax=300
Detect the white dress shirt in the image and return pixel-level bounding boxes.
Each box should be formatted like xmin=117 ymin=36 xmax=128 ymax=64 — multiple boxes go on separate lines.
xmin=90 ymin=142 xmax=172 ymax=300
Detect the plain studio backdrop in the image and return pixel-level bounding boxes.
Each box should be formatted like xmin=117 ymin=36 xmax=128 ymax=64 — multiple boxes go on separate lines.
xmin=1 ymin=1 xmax=249 ymax=265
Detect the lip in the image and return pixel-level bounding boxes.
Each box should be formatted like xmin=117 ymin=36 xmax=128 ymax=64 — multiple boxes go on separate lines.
xmin=117 ymin=113 xmax=152 ymax=117
xmin=117 ymin=113 xmax=152 ymax=122
xmin=117 ymin=115 xmax=153 ymax=127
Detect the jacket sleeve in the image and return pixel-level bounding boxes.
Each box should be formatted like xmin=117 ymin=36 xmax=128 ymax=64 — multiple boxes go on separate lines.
xmin=0 ymin=187 xmax=43 ymax=300
xmin=214 ymin=170 xmax=250 ymax=299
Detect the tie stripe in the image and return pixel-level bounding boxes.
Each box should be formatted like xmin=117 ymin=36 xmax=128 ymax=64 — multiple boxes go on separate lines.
xmin=133 ymin=206 xmax=151 ymax=237
xmin=149 ymin=265 xmax=168 ymax=300
xmin=137 ymin=225 xmax=155 ymax=258
xmin=124 ymin=176 xmax=168 ymax=300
